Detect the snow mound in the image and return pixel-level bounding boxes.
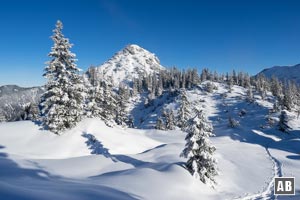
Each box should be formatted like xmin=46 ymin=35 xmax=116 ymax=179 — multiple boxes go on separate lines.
xmin=0 ymin=118 xmax=161 ymax=159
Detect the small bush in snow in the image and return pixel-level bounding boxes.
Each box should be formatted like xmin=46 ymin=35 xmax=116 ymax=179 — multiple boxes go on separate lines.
xmin=205 ymin=82 xmax=217 ymax=93
xmin=220 ymin=93 xmax=228 ymax=99
xmin=239 ymin=109 xmax=247 ymax=117
xmin=228 ymin=116 xmax=239 ymax=128
xmin=266 ymin=115 xmax=276 ymax=127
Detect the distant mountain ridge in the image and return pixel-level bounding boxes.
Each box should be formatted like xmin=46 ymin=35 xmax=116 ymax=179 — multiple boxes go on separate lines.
xmin=87 ymin=44 xmax=165 ymax=86
xmin=257 ymin=63 xmax=300 ymax=84
xmin=0 ymin=85 xmax=42 ymax=97
xmin=0 ymin=85 xmax=44 ymax=121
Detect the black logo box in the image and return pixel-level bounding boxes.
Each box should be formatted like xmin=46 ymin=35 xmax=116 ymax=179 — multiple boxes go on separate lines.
xmin=274 ymin=177 xmax=295 ymax=195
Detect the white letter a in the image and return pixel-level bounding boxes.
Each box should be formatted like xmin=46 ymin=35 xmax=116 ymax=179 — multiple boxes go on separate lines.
xmin=277 ymin=181 xmax=284 ymax=191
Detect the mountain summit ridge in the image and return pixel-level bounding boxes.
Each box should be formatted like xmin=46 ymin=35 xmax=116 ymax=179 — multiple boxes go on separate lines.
xmin=257 ymin=63 xmax=300 ymax=83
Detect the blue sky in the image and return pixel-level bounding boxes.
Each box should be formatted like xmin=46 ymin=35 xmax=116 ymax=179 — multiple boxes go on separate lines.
xmin=1 ymin=0 xmax=300 ymax=86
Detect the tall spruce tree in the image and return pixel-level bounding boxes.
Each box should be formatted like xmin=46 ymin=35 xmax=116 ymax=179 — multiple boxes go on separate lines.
xmin=155 ymin=117 xmax=165 ymax=130
xmin=177 ymin=90 xmax=191 ymax=130
xmin=181 ymin=109 xmax=218 ymax=186
xmin=283 ymin=83 xmax=293 ymax=111
xmin=115 ymin=84 xmax=129 ymax=126
xmin=101 ymin=80 xmax=117 ymax=126
xmin=165 ymin=110 xmax=175 ymax=130
xmin=40 ymin=20 xmax=85 ymax=134
xmin=246 ymin=85 xmax=254 ymax=103
xmin=278 ymin=110 xmax=290 ymax=133
xmin=86 ymin=83 xmax=104 ymax=119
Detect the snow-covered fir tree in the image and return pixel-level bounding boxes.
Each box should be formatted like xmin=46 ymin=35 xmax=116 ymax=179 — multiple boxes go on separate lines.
xmin=255 ymin=74 xmax=268 ymax=100
xmin=25 ymin=103 xmax=39 ymax=120
xmin=0 ymin=112 xmax=6 ymax=122
xmin=246 ymin=85 xmax=254 ymax=103
xmin=165 ymin=110 xmax=175 ymax=130
xmin=86 ymin=82 xmax=103 ymax=118
xmin=227 ymin=75 xmax=233 ymax=93
xmin=177 ymin=90 xmax=191 ymax=130
xmin=101 ymin=80 xmax=117 ymax=126
xmin=181 ymin=109 xmax=218 ymax=186
xmin=200 ymin=68 xmax=209 ymax=82
xmin=278 ymin=110 xmax=290 ymax=133
xmin=155 ymin=77 xmax=163 ymax=96
xmin=270 ymin=76 xmax=283 ymax=98
xmin=127 ymin=115 xmax=134 ymax=128
xmin=272 ymin=99 xmax=281 ymax=113
xmin=294 ymin=89 xmax=300 ymax=119
xmin=155 ymin=117 xmax=165 ymax=130
xmin=115 ymin=84 xmax=129 ymax=126
xmin=40 ymin=20 xmax=85 ymax=134
xmin=283 ymin=83 xmax=293 ymax=111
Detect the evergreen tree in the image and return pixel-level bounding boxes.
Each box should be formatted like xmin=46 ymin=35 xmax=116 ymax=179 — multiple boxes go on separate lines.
xmin=227 ymin=75 xmax=233 ymax=93
xmin=86 ymin=83 xmax=103 ymax=118
xmin=86 ymin=66 xmax=98 ymax=86
xmin=283 ymin=83 xmax=293 ymax=111
xmin=181 ymin=109 xmax=218 ymax=186
xmin=177 ymin=90 xmax=191 ymax=130
xmin=127 ymin=115 xmax=135 ymax=128
xmin=155 ymin=117 xmax=165 ymax=130
xmin=272 ymin=99 xmax=281 ymax=113
xmin=294 ymin=88 xmax=300 ymax=119
xmin=256 ymin=74 xmax=268 ymax=100
xmin=200 ymin=68 xmax=209 ymax=82
xmin=0 ymin=111 xmax=6 ymax=122
xmin=246 ymin=85 xmax=254 ymax=103
xmin=243 ymin=73 xmax=251 ymax=88
xmin=278 ymin=110 xmax=290 ymax=133
xmin=40 ymin=20 xmax=85 ymax=134
xmin=270 ymin=76 xmax=283 ymax=98
xmin=26 ymin=103 xmax=39 ymax=120
xmin=132 ymin=78 xmax=138 ymax=96
xmin=115 ymin=84 xmax=129 ymax=126
xmin=155 ymin=77 xmax=163 ymax=96
xmin=191 ymin=68 xmax=200 ymax=86
xmin=165 ymin=110 xmax=175 ymax=130
xmin=232 ymin=70 xmax=237 ymax=85
xmin=101 ymin=81 xmax=117 ymax=126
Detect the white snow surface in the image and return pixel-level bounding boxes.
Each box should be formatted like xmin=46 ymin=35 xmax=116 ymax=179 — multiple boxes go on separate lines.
xmin=0 ymin=83 xmax=300 ymax=199
xmin=92 ymin=44 xmax=165 ymax=86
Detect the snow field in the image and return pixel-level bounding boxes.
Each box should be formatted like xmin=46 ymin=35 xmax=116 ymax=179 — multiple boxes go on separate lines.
xmin=0 ymin=82 xmax=299 ymax=199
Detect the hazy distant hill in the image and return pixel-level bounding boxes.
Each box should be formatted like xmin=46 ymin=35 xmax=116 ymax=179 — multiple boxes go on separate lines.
xmin=256 ymin=63 xmax=300 ymax=84
xmin=0 ymin=85 xmax=44 ymax=121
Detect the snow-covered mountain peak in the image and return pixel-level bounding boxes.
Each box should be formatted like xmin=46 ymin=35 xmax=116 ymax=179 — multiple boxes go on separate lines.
xmin=123 ymin=44 xmax=149 ymax=54
xmin=256 ymin=63 xmax=300 ymax=83
xmin=88 ymin=44 xmax=165 ymax=86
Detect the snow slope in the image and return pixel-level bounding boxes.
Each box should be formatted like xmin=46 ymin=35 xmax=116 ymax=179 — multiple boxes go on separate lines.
xmin=0 ymin=83 xmax=300 ymax=199
xmin=90 ymin=44 xmax=165 ymax=86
